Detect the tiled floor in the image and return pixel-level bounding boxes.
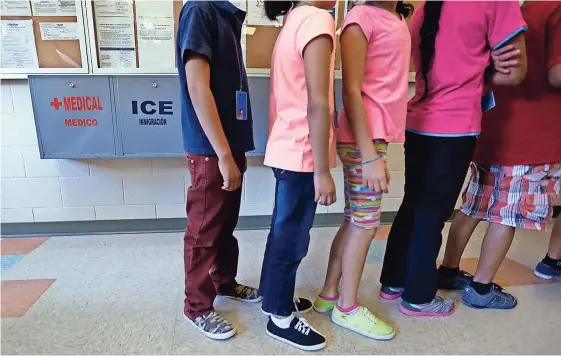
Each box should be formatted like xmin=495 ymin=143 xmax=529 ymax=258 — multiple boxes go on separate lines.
xmin=1 ymin=222 xmax=560 ymax=354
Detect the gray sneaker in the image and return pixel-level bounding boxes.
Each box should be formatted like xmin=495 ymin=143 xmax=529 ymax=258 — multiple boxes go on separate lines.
xmin=220 ymin=284 xmax=263 ymax=303
xmin=184 ymin=311 xmax=237 ymax=340
xmin=462 ymin=284 xmax=517 ymax=310
xmin=399 ymin=296 xmax=455 ymax=317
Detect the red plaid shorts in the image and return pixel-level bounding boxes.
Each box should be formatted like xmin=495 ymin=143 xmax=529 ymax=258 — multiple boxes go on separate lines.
xmin=461 ymin=163 xmax=561 ymax=231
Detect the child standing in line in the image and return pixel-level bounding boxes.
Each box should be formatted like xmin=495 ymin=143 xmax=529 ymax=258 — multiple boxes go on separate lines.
xmin=379 ymin=0 xmax=528 ymax=317
xmin=177 ymin=0 xmax=261 ymax=340
xmin=258 ymin=0 xmax=338 ymax=351
xmin=314 ymin=0 xmax=412 ymax=340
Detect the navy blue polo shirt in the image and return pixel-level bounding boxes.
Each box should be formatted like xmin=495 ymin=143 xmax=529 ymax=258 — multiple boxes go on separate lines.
xmin=176 ymin=1 xmax=254 ymax=155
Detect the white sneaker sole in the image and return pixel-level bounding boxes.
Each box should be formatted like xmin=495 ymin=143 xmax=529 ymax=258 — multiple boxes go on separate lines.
xmin=266 ymin=329 xmax=326 ymax=351
xmin=183 ymin=314 xmax=237 ymax=340
xmin=533 ymin=269 xmax=554 ymax=280
xmin=331 ymin=315 xmax=396 ymax=341
xmin=217 ymin=295 xmax=264 ymax=303
xmin=261 ymin=305 xmax=312 ymax=317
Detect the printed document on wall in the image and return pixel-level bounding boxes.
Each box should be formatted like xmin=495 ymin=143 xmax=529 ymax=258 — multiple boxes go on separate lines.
xmin=31 ymin=0 xmax=76 ymax=16
xmin=135 ymin=1 xmax=175 ymax=69
xmin=228 ymin=0 xmax=247 ymax=12
xmin=39 ymin=22 xmax=79 ymax=41
xmin=247 ymin=0 xmax=280 ymax=26
xmin=1 ymin=0 xmax=32 ymax=16
xmin=94 ymin=0 xmax=136 ymax=68
xmin=1 ymin=20 xmax=39 ymax=69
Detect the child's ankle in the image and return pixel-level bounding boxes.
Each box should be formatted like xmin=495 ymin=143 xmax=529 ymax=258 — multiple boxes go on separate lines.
xmin=319 ymin=291 xmax=340 ymax=301
xmin=336 ymin=303 xmax=359 ymax=315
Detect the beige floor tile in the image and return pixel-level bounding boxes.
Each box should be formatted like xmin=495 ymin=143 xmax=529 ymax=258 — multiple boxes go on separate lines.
xmin=2 ymin=223 xmax=560 ymax=354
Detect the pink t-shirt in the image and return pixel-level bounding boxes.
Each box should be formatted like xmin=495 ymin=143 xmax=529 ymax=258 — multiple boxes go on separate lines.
xmin=264 ymin=6 xmax=336 ymax=173
xmin=407 ymin=1 xmax=527 ymax=136
xmin=337 ymin=5 xmax=411 ymax=143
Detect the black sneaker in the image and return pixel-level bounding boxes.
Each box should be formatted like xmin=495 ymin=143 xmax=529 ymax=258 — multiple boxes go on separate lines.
xmin=266 ymin=316 xmax=326 ymax=351
xmin=262 ymin=297 xmax=313 ymax=316
xmin=438 ymin=269 xmax=473 ymax=290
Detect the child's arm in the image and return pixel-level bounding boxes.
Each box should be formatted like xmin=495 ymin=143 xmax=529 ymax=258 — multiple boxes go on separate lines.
xmin=547 ymin=7 xmax=561 ymax=87
xmin=549 ymin=63 xmax=561 ymax=88
xmin=185 ymin=55 xmax=241 ymax=191
xmin=488 ymin=35 xmax=528 ymax=86
xmin=340 ymin=25 xmax=388 ymax=193
xmin=303 ymin=35 xmax=337 ymax=206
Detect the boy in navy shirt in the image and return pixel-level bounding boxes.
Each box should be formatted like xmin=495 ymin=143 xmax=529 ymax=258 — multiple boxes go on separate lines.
xmin=176 ymin=0 xmax=259 ymax=340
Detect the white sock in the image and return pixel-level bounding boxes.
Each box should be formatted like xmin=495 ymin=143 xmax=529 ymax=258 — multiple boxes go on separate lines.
xmin=271 ymin=314 xmax=295 ymax=329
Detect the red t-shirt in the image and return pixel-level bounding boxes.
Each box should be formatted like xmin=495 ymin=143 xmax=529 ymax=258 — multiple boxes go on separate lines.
xmin=473 ymin=2 xmax=561 ymax=165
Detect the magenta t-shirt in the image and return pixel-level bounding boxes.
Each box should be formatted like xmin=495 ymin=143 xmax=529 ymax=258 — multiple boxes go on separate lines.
xmin=337 ymin=5 xmax=411 ymax=144
xmin=407 ymin=1 xmax=527 ymax=136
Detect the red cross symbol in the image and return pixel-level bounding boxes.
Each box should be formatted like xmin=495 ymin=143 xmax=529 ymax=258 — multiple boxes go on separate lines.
xmin=50 ymin=98 xmax=62 ymax=110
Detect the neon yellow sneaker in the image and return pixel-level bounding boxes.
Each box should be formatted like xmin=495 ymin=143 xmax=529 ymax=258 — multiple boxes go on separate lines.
xmin=331 ymin=305 xmax=395 ymax=340
xmin=313 ymin=294 xmax=338 ymax=313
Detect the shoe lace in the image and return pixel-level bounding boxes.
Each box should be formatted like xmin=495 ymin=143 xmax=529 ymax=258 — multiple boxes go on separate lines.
xmin=362 ymin=308 xmax=378 ymax=324
xmin=460 ymin=270 xmax=474 ymax=279
xmin=294 ymin=318 xmax=311 ymax=335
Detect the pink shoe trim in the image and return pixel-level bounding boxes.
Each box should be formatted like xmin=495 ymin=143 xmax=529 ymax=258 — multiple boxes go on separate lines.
xmin=318 ymin=293 xmax=340 ymax=301
xmin=379 ymin=290 xmax=402 ymax=300
xmin=398 ymin=303 xmax=455 ymax=317
xmin=336 ymin=303 xmax=359 ymax=314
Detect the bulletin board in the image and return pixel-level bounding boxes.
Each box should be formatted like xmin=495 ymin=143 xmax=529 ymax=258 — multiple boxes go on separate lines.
xmin=0 ymin=0 xmax=89 ymax=77
xmin=86 ymin=0 xmax=183 ymax=74
xmin=245 ymin=1 xmax=346 ymax=74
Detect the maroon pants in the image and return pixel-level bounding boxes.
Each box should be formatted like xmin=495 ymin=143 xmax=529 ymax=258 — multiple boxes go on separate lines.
xmin=184 ymin=153 xmax=246 ymax=318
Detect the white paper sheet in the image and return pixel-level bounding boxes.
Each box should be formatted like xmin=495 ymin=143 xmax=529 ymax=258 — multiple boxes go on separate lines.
xmin=93 ymin=0 xmax=136 ymax=68
xmin=229 ymin=0 xmax=247 ymax=12
xmin=39 ymin=22 xmax=78 ymax=40
xmin=247 ymin=0 xmax=280 ymax=26
xmin=1 ymin=0 xmax=32 ymax=16
xmin=31 ymin=0 xmax=76 ymax=16
xmin=135 ymin=0 xmax=175 ymax=69
xmin=1 ymin=20 xmax=39 ymax=69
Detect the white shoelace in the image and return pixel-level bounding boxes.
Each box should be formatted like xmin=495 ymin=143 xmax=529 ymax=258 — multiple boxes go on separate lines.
xmin=294 ymin=318 xmax=311 ymax=335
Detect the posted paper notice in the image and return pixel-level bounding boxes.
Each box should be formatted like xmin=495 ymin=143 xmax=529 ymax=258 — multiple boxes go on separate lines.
xmin=94 ymin=0 xmax=136 ymax=68
xmin=40 ymin=22 xmax=79 ymax=41
xmin=1 ymin=20 xmax=39 ymax=69
xmin=135 ymin=1 xmax=175 ymax=69
xmin=1 ymin=0 xmax=32 ymax=16
xmin=247 ymin=0 xmax=280 ymax=26
xmin=31 ymin=0 xmax=76 ymax=16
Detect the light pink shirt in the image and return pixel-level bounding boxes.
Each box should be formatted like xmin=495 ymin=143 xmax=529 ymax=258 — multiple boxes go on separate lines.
xmin=264 ymin=6 xmax=336 ymax=173
xmin=337 ymin=5 xmax=411 ymax=143
xmin=407 ymin=1 xmax=527 ymax=136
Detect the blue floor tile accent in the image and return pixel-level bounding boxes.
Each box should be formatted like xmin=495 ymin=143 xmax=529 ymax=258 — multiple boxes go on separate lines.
xmin=1 ymin=255 xmax=24 ymax=272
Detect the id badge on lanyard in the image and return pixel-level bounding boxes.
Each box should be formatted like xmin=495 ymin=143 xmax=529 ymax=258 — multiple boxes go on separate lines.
xmin=227 ymin=23 xmax=248 ymax=121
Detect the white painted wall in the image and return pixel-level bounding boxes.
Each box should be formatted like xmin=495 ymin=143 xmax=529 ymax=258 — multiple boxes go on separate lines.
xmin=0 ymin=80 xmax=478 ymax=224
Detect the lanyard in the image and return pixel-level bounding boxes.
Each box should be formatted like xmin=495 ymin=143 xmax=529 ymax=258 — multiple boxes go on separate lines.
xmin=227 ymin=22 xmax=244 ymax=91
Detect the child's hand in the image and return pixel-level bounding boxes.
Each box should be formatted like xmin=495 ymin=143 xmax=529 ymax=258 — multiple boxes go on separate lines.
xmin=314 ymin=172 xmax=337 ymax=206
xmin=362 ymin=158 xmax=389 ymax=193
xmin=491 ymin=44 xmax=521 ymax=74
xmin=218 ymin=155 xmax=242 ymax=191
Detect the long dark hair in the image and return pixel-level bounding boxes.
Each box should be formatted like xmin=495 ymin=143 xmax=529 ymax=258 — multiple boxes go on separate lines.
xmin=419 ymin=1 xmax=443 ymax=101
xmin=264 ymin=1 xmax=297 ymax=21
xmin=396 ymin=1 xmax=414 ymax=18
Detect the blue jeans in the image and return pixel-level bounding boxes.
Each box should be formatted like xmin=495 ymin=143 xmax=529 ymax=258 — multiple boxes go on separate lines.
xmin=258 ymin=168 xmax=317 ymax=316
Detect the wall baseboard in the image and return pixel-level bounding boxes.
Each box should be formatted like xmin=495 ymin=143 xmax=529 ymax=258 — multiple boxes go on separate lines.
xmin=1 ymin=208 xmax=558 ymax=238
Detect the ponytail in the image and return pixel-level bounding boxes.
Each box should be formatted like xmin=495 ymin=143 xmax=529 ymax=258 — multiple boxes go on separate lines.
xmin=264 ymin=1 xmax=297 ymax=21
xmin=396 ymin=1 xmax=414 ymax=18
xmin=419 ymin=1 xmax=443 ymax=101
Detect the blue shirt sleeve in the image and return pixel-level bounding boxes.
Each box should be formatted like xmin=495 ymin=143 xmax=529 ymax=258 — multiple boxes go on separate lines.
xmin=178 ymin=5 xmax=215 ymax=64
